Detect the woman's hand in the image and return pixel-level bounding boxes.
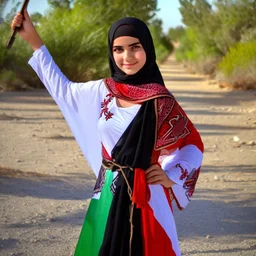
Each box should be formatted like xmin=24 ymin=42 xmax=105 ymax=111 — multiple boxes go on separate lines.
xmin=145 ymin=164 xmax=175 ymax=188
xmin=11 ymin=10 xmax=43 ymax=51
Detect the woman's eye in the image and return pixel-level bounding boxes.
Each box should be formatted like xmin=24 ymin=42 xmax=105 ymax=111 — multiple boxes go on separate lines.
xmin=132 ymin=45 xmax=140 ymax=50
xmin=113 ymin=48 xmax=123 ymax=53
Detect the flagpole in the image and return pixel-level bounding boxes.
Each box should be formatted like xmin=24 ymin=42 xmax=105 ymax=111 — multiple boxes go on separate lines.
xmin=6 ymin=0 xmax=30 ymax=49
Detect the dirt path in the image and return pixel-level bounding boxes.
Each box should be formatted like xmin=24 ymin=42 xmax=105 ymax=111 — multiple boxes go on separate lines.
xmin=0 ymin=55 xmax=255 ymax=256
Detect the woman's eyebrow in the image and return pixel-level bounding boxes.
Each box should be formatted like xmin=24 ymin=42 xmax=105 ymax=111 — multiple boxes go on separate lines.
xmin=128 ymin=42 xmax=140 ymax=47
xmin=113 ymin=42 xmax=140 ymax=48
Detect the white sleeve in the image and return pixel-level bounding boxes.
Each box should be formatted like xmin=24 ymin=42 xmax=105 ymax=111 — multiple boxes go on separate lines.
xmin=28 ymin=45 xmax=107 ymax=177
xmin=28 ymin=45 xmax=71 ymax=101
xmin=161 ymin=144 xmax=203 ymax=186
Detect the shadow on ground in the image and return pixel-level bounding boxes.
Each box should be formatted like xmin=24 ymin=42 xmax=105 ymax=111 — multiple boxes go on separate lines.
xmin=201 ymin=165 xmax=256 ymax=174
xmin=175 ymin=191 xmax=256 ymax=238
xmin=0 ymin=167 xmax=95 ymax=201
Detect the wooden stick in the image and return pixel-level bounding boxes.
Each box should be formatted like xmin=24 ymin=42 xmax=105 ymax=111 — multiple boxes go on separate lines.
xmin=6 ymin=0 xmax=30 ymax=49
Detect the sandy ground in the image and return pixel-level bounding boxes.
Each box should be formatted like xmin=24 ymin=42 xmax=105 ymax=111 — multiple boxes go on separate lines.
xmin=0 ymin=54 xmax=255 ymax=256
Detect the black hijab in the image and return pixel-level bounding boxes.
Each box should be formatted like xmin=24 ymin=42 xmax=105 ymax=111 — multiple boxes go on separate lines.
xmin=108 ymin=17 xmax=165 ymax=86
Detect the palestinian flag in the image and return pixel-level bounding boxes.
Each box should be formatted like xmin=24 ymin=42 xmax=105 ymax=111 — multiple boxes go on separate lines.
xmin=74 ymin=166 xmax=181 ymax=256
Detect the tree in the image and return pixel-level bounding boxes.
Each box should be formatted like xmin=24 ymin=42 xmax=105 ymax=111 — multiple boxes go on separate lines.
xmin=168 ymin=26 xmax=185 ymax=41
xmin=0 ymin=0 xmax=169 ymax=89
xmin=179 ymin=0 xmax=212 ymax=27
xmin=149 ymin=18 xmax=173 ymax=60
xmin=73 ymin=0 xmax=157 ymax=27
xmin=210 ymin=0 xmax=256 ymax=54
xmin=48 ymin=0 xmax=74 ymax=9
xmin=176 ymin=0 xmax=256 ymax=83
xmin=30 ymin=12 xmax=43 ymax=25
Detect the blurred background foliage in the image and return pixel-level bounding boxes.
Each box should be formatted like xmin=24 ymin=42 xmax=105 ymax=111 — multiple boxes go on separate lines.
xmin=1 ymin=0 xmax=255 ymax=90
xmin=170 ymin=0 xmax=256 ymax=89
xmin=0 ymin=0 xmax=173 ymax=90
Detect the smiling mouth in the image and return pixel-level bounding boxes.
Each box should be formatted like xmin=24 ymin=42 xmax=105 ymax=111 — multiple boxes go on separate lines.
xmin=122 ymin=62 xmax=137 ymax=67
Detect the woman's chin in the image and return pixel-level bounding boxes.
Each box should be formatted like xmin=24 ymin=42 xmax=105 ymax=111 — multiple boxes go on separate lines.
xmin=123 ymin=69 xmax=139 ymax=75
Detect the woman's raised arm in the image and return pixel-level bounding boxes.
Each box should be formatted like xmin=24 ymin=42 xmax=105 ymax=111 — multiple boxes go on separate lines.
xmin=11 ymin=10 xmax=43 ymax=51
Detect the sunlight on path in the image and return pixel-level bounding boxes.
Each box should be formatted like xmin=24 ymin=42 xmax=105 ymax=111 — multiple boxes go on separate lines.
xmin=159 ymin=54 xmax=256 ymax=256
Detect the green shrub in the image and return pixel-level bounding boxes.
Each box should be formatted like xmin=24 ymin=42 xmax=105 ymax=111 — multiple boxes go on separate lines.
xmin=176 ymin=26 xmax=221 ymax=62
xmin=149 ymin=19 xmax=173 ymax=63
xmin=0 ymin=69 xmax=27 ymax=91
xmin=175 ymin=28 xmax=199 ymax=62
xmin=190 ymin=56 xmax=221 ymax=76
xmin=0 ymin=21 xmax=40 ymax=89
xmin=168 ymin=26 xmax=185 ymax=42
xmin=217 ymin=41 xmax=256 ymax=89
xmin=0 ymin=23 xmax=9 ymax=68
xmin=218 ymin=41 xmax=256 ymax=76
xmin=241 ymin=28 xmax=256 ymax=43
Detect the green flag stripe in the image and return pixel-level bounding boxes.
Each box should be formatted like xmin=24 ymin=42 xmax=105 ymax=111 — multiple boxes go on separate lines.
xmin=75 ymin=170 xmax=114 ymax=256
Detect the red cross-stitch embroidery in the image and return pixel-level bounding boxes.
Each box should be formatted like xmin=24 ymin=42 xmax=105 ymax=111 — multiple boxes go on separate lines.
xmin=184 ymin=168 xmax=200 ymax=199
xmin=100 ymin=93 xmax=114 ymax=120
xmin=176 ymin=163 xmax=189 ymax=180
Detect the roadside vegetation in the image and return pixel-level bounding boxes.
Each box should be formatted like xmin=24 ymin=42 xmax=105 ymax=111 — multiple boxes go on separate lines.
xmin=0 ymin=0 xmax=173 ymax=91
xmin=169 ymin=0 xmax=256 ymax=90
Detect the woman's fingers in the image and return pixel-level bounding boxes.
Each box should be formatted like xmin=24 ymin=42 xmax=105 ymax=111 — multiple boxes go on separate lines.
xmin=146 ymin=168 xmax=164 ymax=183
xmin=145 ymin=164 xmax=175 ymax=188
xmin=11 ymin=9 xmax=31 ymax=31
xmin=10 ymin=9 xmax=43 ymax=50
xmin=147 ymin=175 xmax=163 ymax=184
xmin=11 ymin=13 xmax=24 ymax=30
xmin=146 ymin=169 xmax=161 ymax=179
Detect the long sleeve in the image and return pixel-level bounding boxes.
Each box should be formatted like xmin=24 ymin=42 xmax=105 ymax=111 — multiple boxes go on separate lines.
xmin=160 ymin=97 xmax=204 ymax=209
xmin=28 ymin=45 xmax=71 ymax=101
xmin=28 ymin=45 xmax=108 ymax=176
xmin=162 ymin=144 xmax=203 ymax=186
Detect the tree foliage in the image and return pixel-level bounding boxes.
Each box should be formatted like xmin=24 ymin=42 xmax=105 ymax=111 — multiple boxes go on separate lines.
xmin=0 ymin=0 xmax=172 ymax=89
xmin=149 ymin=19 xmax=173 ymax=61
xmin=73 ymin=0 xmax=157 ymax=28
xmin=178 ymin=0 xmax=256 ymax=56
xmin=179 ymin=0 xmax=212 ymax=27
xmin=168 ymin=26 xmax=185 ymax=41
xmin=48 ymin=0 xmax=74 ymax=9
xmin=217 ymin=40 xmax=256 ymax=89
xmin=176 ymin=0 xmax=256 ymax=88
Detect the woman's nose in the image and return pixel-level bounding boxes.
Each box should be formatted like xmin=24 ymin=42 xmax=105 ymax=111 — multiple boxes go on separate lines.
xmin=124 ymin=50 xmax=133 ymax=60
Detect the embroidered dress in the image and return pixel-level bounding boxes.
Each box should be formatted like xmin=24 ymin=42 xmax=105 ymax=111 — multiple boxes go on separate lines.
xmin=29 ymin=46 xmax=204 ymax=256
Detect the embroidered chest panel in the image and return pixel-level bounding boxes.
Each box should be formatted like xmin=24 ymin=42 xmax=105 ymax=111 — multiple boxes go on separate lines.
xmin=100 ymin=93 xmax=114 ymax=120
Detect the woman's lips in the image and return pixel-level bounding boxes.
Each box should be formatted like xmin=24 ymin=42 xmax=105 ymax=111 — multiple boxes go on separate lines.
xmin=122 ymin=62 xmax=137 ymax=67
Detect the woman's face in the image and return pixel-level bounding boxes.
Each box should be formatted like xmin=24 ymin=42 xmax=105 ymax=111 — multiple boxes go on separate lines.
xmin=112 ymin=36 xmax=146 ymax=75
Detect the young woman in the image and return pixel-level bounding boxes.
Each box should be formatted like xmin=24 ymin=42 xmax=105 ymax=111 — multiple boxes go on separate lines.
xmin=12 ymin=11 xmax=204 ymax=256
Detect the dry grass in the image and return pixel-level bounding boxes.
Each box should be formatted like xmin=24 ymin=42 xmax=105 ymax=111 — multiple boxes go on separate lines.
xmin=216 ymin=67 xmax=256 ymax=90
xmin=183 ymin=56 xmax=221 ymax=78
